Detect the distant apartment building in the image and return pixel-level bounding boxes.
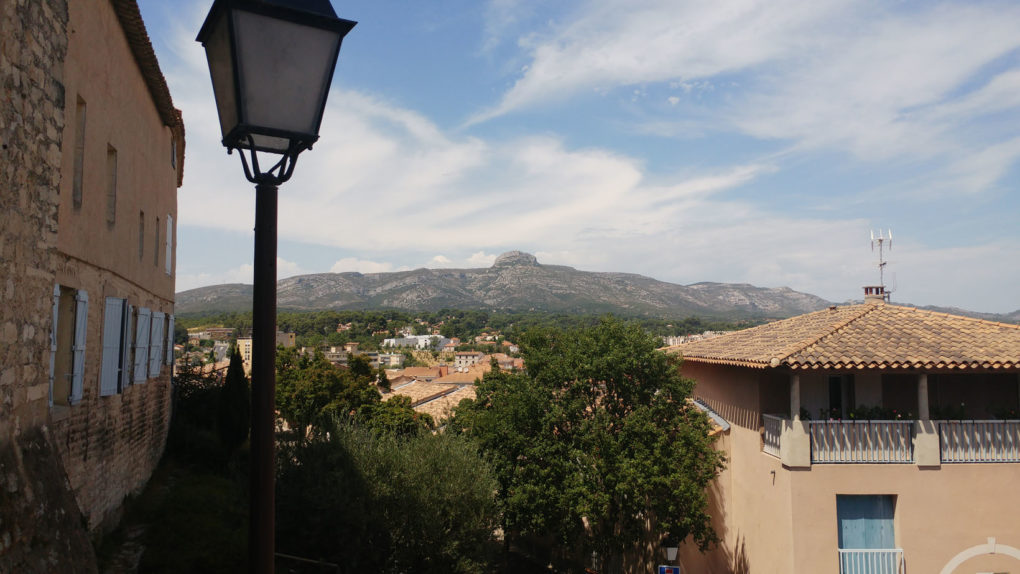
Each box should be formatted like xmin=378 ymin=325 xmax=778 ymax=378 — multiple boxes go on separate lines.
xmin=382 ymin=334 xmax=451 ymax=351
xmin=0 ymin=0 xmax=184 ymax=568
xmin=206 ymin=327 xmax=236 ymax=341
xmin=237 ymin=331 xmax=295 ymax=373
xmin=669 ymin=290 xmax=1020 ymax=573
xmin=454 ymin=351 xmax=485 ymax=369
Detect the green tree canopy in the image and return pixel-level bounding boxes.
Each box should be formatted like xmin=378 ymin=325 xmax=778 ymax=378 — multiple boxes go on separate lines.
xmin=451 ymin=318 xmax=724 ymax=571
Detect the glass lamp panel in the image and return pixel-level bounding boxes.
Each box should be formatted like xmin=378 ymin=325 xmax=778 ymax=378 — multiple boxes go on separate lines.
xmin=233 ymin=9 xmax=340 ymax=138
xmin=202 ymin=8 xmax=239 ymax=141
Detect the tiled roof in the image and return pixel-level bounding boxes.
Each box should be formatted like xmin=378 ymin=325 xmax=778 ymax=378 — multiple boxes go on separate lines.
xmin=669 ymin=303 xmax=1020 ymax=371
xmin=414 ymin=386 xmax=476 ymax=421
xmin=434 ymin=371 xmax=482 ymax=384
xmin=383 ymin=382 xmax=458 ymax=406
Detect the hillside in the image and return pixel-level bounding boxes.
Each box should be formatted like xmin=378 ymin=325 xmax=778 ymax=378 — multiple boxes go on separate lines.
xmin=176 ymin=251 xmax=834 ymax=319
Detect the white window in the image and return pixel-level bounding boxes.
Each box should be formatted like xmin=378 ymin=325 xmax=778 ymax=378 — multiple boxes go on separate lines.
xmin=100 ymin=297 xmax=132 ymax=396
xmin=149 ymin=312 xmax=165 ymax=378
xmin=134 ymin=308 xmax=151 ymax=383
xmin=165 ymin=214 xmax=173 ymax=275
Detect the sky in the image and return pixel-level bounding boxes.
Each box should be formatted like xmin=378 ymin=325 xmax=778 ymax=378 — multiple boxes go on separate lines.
xmin=137 ymin=0 xmax=1020 ymax=314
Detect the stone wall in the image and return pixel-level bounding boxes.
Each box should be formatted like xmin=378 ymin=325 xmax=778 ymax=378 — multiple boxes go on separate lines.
xmin=0 ymin=0 xmax=99 ymax=572
xmin=0 ymin=0 xmax=66 ymax=438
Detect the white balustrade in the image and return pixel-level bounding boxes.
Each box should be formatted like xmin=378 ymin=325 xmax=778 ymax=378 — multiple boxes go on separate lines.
xmin=809 ymin=420 xmax=914 ymax=463
xmin=939 ymin=420 xmax=1020 ymax=463
xmin=838 ymin=549 xmax=903 ymax=574
xmin=762 ymin=414 xmax=784 ymax=458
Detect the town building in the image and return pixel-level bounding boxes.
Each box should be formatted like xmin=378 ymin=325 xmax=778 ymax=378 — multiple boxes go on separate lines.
xmin=454 ymin=351 xmax=485 ymax=369
xmin=669 ymin=289 xmax=1020 ymax=573
xmin=0 ymin=0 xmax=184 ymax=569
xmin=237 ymin=331 xmax=296 ymax=373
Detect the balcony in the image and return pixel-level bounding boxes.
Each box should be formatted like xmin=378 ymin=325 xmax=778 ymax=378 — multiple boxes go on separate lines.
xmin=838 ymin=549 xmax=904 ymax=574
xmin=810 ymin=420 xmax=914 ymax=464
xmin=938 ymin=420 xmax=1020 ymax=463
xmin=761 ymin=416 xmax=1020 ymax=465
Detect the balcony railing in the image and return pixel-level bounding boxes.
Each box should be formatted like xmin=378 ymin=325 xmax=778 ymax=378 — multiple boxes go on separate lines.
xmin=939 ymin=420 xmax=1020 ymax=463
xmin=809 ymin=420 xmax=914 ymax=464
xmin=762 ymin=414 xmax=784 ymax=458
xmin=838 ymin=549 xmax=904 ymax=574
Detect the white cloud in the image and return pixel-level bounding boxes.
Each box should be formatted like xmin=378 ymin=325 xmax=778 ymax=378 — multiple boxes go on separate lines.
xmin=330 ymin=258 xmax=396 ymax=274
xmin=466 ymin=251 xmax=498 ymax=266
xmin=429 ymin=255 xmax=454 ymax=267
xmin=176 ymin=257 xmax=303 ymax=292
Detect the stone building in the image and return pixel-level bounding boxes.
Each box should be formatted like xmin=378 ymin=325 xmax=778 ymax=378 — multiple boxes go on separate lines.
xmin=0 ymin=1 xmax=183 ymax=571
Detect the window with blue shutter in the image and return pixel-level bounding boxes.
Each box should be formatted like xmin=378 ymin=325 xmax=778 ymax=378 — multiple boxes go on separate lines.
xmin=70 ymin=290 xmax=88 ymax=405
xmin=134 ymin=308 xmax=151 ymax=383
xmin=100 ymin=297 xmax=126 ymax=396
xmin=121 ymin=304 xmax=133 ymax=390
xmin=166 ymin=315 xmax=175 ymax=365
xmin=49 ymin=284 xmax=60 ymax=406
xmin=149 ymin=312 xmax=165 ymax=377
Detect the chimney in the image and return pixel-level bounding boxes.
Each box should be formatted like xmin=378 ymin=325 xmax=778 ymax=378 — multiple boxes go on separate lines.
xmin=863 ymin=285 xmax=888 ymax=304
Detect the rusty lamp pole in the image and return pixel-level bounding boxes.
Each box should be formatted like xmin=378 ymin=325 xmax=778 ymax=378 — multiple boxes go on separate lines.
xmin=196 ymin=2 xmax=355 ymax=572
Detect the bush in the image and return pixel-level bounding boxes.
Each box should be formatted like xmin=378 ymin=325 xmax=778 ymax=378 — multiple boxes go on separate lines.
xmin=276 ymin=419 xmax=499 ymax=574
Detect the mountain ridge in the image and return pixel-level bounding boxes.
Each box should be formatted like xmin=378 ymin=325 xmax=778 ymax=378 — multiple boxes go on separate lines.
xmin=176 ymin=251 xmax=833 ymax=319
xmin=175 ymin=251 xmax=1019 ymax=323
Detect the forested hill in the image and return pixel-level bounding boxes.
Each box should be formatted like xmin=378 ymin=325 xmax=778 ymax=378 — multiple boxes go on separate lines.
xmin=178 ymin=251 xmax=831 ymax=320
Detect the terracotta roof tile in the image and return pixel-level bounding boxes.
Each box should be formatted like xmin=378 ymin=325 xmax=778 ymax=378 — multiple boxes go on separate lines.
xmin=669 ymin=303 xmax=1020 ymax=371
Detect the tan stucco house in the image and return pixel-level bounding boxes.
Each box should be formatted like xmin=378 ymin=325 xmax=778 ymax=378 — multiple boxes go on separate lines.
xmin=1 ymin=0 xmax=183 ymax=569
xmin=669 ymin=290 xmax=1020 ymax=573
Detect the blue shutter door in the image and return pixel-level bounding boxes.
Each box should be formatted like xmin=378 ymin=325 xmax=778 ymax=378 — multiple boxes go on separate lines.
xmin=121 ymin=304 xmax=134 ymax=390
xmin=837 ymin=495 xmax=895 ymax=549
xmin=49 ymin=284 xmax=60 ymax=406
xmin=134 ymin=308 xmax=151 ymax=382
xmin=148 ymin=312 xmax=164 ymax=377
xmin=70 ymin=290 xmax=89 ymax=404
xmin=100 ymin=297 xmax=123 ymax=396
xmin=166 ymin=314 xmax=174 ymax=365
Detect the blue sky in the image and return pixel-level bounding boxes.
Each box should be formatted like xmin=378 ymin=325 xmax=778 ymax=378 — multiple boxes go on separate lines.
xmin=138 ymin=0 xmax=1020 ymax=313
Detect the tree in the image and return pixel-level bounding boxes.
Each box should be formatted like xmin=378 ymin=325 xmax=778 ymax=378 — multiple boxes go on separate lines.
xmin=217 ymin=348 xmax=249 ymax=454
xmin=452 ymin=317 xmax=724 ymax=571
xmin=276 ymin=420 xmax=498 ymax=574
xmin=276 ymin=348 xmax=378 ymax=437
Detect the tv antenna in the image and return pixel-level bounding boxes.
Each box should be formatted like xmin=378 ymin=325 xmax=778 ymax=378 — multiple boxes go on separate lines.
xmin=870 ymin=229 xmax=893 ymax=293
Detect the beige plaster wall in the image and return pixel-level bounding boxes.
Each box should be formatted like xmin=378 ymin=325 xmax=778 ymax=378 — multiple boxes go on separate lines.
xmin=680 ymin=363 xmax=797 ymax=573
xmin=58 ymin=0 xmax=178 ymax=302
xmin=789 ymin=463 xmax=1020 ymax=573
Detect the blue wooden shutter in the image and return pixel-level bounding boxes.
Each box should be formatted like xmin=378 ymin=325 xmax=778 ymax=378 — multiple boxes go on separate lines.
xmin=121 ymin=304 xmax=134 ymax=390
xmin=70 ymin=290 xmax=88 ymax=404
xmin=100 ymin=297 xmax=124 ymax=396
xmin=166 ymin=314 xmax=175 ymax=365
xmin=134 ymin=308 xmax=151 ymax=382
xmin=49 ymin=284 xmax=60 ymax=406
xmin=148 ymin=312 xmax=164 ymax=377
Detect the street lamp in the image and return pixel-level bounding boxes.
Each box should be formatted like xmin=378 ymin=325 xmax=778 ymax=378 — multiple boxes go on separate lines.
xmin=196 ymin=2 xmax=355 ymax=573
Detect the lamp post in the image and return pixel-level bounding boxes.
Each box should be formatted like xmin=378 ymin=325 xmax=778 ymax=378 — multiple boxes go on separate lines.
xmin=196 ymin=2 xmax=355 ymax=573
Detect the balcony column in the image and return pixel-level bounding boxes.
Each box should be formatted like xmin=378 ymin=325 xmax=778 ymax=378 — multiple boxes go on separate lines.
xmin=790 ymin=373 xmax=801 ymax=420
xmin=781 ymin=372 xmax=811 ymax=468
xmin=914 ymin=372 xmax=940 ymax=468
xmin=917 ymin=373 xmax=930 ymax=421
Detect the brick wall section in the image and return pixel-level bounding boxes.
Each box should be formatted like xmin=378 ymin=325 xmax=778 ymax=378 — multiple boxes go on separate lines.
xmin=51 ymin=257 xmax=173 ymax=531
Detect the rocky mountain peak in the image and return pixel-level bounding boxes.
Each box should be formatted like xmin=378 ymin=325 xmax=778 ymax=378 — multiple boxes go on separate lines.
xmin=493 ymin=251 xmax=539 ymax=267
